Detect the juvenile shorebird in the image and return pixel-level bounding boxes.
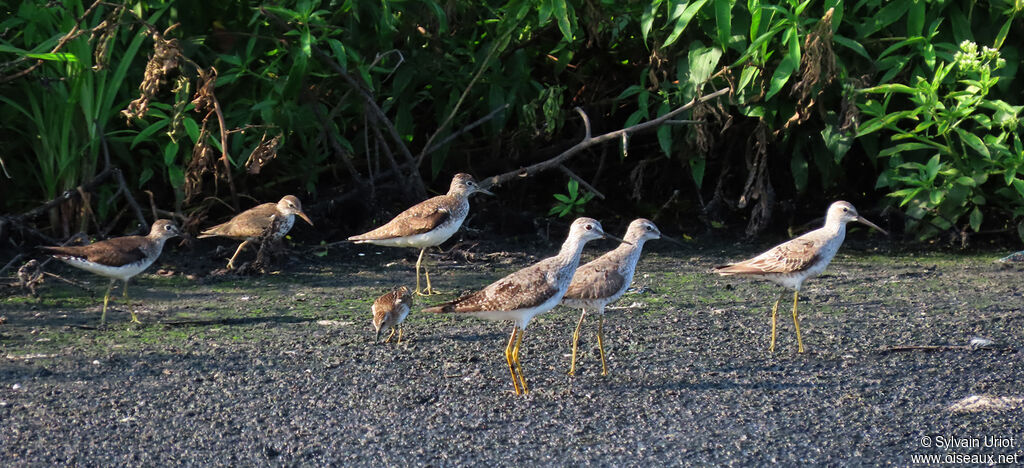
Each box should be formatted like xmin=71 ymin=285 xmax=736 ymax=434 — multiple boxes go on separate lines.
xmin=424 ymin=218 xmax=624 ymax=395
xmin=41 ymin=220 xmax=181 ymax=324
xmin=372 ymin=286 xmax=413 ymax=344
xmin=347 ymin=173 xmax=493 ymax=296
xmin=714 ymin=201 xmax=887 ymax=352
xmin=562 ymin=218 xmax=667 ymax=376
xmin=199 ymin=195 xmax=313 ymax=269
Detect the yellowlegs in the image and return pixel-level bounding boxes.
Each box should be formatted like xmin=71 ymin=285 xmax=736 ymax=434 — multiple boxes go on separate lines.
xmin=199 ymin=195 xmax=313 ymax=269
xmin=714 ymin=201 xmax=887 ymax=352
xmin=41 ymin=219 xmax=181 ymax=324
xmin=562 ymin=218 xmax=666 ymax=376
xmin=372 ymin=286 xmax=413 ymax=344
xmin=424 ymin=217 xmax=624 ymax=394
xmin=347 ymin=173 xmax=493 ymax=296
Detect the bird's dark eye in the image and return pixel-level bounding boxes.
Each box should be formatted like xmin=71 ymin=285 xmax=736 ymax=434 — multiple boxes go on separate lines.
xmin=165 ymin=225 xmax=172 ymax=230
xmin=585 ymin=225 xmax=593 ymax=231
xmin=646 ymin=226 xmax=652 ymax=231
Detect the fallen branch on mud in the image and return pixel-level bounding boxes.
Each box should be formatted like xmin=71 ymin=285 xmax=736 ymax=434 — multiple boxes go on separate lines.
xmin=480 ymin=87 xmax=731 ymax=189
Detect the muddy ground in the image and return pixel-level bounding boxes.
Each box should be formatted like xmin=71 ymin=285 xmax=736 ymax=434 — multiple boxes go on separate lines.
xmin=1 ymin=235 xmax=1022 ymax=465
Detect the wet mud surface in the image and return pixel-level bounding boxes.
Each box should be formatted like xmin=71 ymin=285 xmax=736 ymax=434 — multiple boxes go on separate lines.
xmin=1 ymin=238 xmax=1022 ymax=465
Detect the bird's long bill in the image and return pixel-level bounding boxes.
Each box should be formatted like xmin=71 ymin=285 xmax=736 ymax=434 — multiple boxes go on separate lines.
xmin=604 ymin=232 xmax=632 ymax=245
xmin=297 ymin=211 xmax=314 ymax=226
xmin=854 ymin=216 xmax=888 ymax=235
xmin=478 ymin=187 xmax=495 ymax=196
xmin=659 ymin=234 xmax=685 ymax=246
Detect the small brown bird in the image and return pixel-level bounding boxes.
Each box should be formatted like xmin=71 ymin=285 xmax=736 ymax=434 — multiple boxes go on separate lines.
xmin=41 ymin=220 xmax=181 ymax=324
xmin=372 ymin=286 xmax=413 ymax=344
xmin=199 ymin=195 xmax=313 ymax=269
xmin=714 ymin=201 xmax=887 ymax=352
xmin=347 ymin=173 xmax=493 ymax=296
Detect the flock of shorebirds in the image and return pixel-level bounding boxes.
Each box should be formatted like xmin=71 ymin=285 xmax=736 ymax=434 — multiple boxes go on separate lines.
xmin=37 ymin=173 xmax=887 ymax=394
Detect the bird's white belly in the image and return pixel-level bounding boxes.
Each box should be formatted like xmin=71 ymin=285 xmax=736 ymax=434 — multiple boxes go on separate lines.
xmin=59 ymin=257 xmax=155 ymax=282
xmin=361 ymin=219 xmax=464 ymax=248
xmin=467 ymin=293 xmax=564 ymax=329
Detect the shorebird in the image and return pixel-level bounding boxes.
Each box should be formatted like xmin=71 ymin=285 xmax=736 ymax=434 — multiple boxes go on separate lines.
xmin=347 ymin=173 xmax=493 ymax=296
xmin=424 ymin=217 xmax=624 ymax=395
xmin=714 ymin=201 xmax=887 ymax=352
xmin=199 ymin=195 xmax=313 ymax=269
xmin=41 ymin=219 xmax=181 ymax=324
xmin=562 ymin=218 xmax=667 ymax=376
xmin=372 ymin=286 xmax=413 ymax=344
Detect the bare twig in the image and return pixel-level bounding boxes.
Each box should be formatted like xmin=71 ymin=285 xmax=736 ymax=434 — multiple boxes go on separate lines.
xmin=112 ymin=168 xmax=149 ymax=232
xmin=481 ymin=87 xmax=730 ymax=189
xmin=557 ymin=164 xmax=605 ymax=200
xmin=0 ymin=254 xmax=26 ymax=278
xmin=210 ymin=81 xmax=238 ymax=210
xmin=416 ymin=30 xmax=511 ymax=167
xmin=422 ymin=104 xmax=510 ymax=156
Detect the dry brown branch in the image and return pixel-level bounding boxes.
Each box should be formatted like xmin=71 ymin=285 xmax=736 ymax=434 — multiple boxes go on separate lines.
xmin=480 ymin=87 xmax=730 ymax=189
xmin=422 ymin=104 xmax=510 ymax=156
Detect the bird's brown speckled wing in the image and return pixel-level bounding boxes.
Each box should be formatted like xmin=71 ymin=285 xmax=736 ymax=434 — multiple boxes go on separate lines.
xmin=348 ymin=196 xmax=452 ymax=241
xmin=424 ymin=261 xmax=558 ymax=314
xmin=199 ymin=203 xmax=278 ymax=239
xmin=564 ymin=256 xmax=627 ymax=300
xmin=715 ymin=237 xmax=820 ymax=275
xmin=42 ymin=237 xmax=149 ymax=267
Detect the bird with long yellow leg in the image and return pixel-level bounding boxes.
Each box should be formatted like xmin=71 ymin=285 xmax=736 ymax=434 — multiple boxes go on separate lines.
xmin=424 ymin=218 xmax=623 ymax=394
xmin=714 ymin=201 xmax=887 ymax=352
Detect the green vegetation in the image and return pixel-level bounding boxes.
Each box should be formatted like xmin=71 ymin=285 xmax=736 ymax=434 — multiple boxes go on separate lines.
xmin=1 ymin=0 xmax=1021 ymax=243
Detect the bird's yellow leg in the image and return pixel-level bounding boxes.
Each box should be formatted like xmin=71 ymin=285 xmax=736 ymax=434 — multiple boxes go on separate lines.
xmin=414 ymin=248 xmax=427 ymax=296
xmin=397 ymin=325 xmax=404 ymax=344
xmin=124 ymin=280 xmax=141 ymax=324
xmin=568 ymin=310 xmax=587 ymax=376
xmin=769 ymin=294 xmax=782 ymax=353
xmin=384 ymin=328 xmax=397 ymax=343
xmin=227 ymin=240 xmax=250 ymax=270
xmin=513 ymin=328 xmax=528 ymax=394
xmin=792 ymin=290 xmax=804 ymax=353
xmin=505 ymin=326 xmax=521 ymax=394
xmin=100 ymin=279 xmax=115 ymax=325
xmin=596 ymin=314 xmax=608 ymax=376
xmin=422 ymin=248 xmax=442 ymax=295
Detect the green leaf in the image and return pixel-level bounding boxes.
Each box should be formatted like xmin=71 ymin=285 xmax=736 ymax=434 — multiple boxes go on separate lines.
xmin=25 ymin=52 xmax=78 ymax=62
xmin=688 ymin=46 xmax=722 ymax=88
xmin=552 ymin=0 xmax=573 ymax=42
xmin=832 ymin=35 xmax=870 ymax=60
xmin=553 ymin=193 xmax=571 ymax=203
xmin=183 ymin=118 xmax=200 ymax=144
xmin=713 ymin=0 xmax=732 ymax=48
xmin=790 ymin=150 xmax=808 ymax=192
xmin=969 ymin=206 xmax=982 ymax=232
xmin=640 ymin=0 xmax=658 ymax=44
xmin=821 ymin=124 xmax=852 ymax=163
xmin=929 ymin=189 xmax=943 ymax=205
xmin=664 ymin=0 xmax=709 ymax=48
xmin=766 ymin=48 xmax=797 ymax=100
xmin=956 ymin=129 xmax=990 ymax=159
xmin=138 ymin=167 xmax=153 ymax=188
xmin=163 ymin=142 xmax=179 ymax=166
xmin=657 ymin=123 xmax=672 ymax=156
xmin=906 ymin=0 xmax=924 ymax=36
xmin=131 ymin=120 xmax=170 ymax=149
xmin=955 ymin=176 xmax=976 ymax=187
xmin=690 ymin=157 xmax=706 ymax=189
xmin=568 ymin=179 xmax=579 ymax=198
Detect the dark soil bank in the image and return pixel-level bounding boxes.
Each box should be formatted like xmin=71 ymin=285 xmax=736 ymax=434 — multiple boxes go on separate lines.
xmin=1 ymin=240 xmax=1022 ymax=465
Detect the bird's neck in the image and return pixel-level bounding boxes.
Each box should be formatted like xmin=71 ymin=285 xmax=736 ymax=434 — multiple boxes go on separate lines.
xmin=556 ymin=235 xmax=588 ymax=267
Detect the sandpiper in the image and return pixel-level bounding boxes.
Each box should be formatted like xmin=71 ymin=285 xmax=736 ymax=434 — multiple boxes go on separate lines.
xmin=714 ymin=201 xmax=887 ymax=352
xmin=199 ymin=195 xmax=313 ymax=269
xmin=347 ymin=173 xmax=493 ymax=296
xmin=41 ymin=219 xmax=181 ymax=324
xmin=562 ymin=218 xmax=667 ymax=376
xmin=372 ymin=286 xmax=413 ymax=344
xmin=424 ymin=218 xmax=624 ymax=395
